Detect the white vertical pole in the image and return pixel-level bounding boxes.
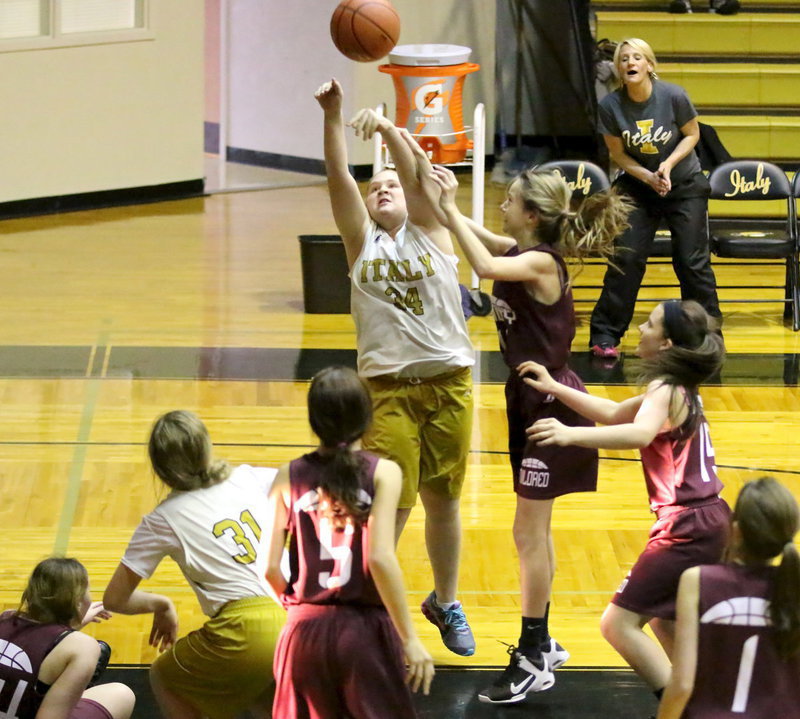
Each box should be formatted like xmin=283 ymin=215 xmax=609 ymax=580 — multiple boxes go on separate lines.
xmin=218 ymin=0 xmax=229 ymax=190
xmin=470 ymin=103 xmax=486 ymax=288
xmin=373 ymin=103 xmax=385 ymax=176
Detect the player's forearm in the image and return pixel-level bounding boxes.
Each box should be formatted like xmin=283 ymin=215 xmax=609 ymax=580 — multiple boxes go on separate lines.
xmin=265 ymin=566 xmax=288 ymax=599
xmin=611 ymin=148 xmax=653 ymax=186
xmin=445 ymin=208 xmax=501 ymax=277
xmin=559 ymin=423 xmax=654 ymax=450
xmin=103 ymin=585 xmax=170 ymax=616
xmin=548 ymin=383 xmax=623 ymax=424
xmin=323 ymin=110 xmax=352 ymax=180
xmin=661 ymin=133 xmax=698 ymax=172
xmin=461 ymin=216 xmax=515 ymax=255
xmin=369 ymin=552 xmax=419 ymax=644
xmin=377 ymin=119 xmax=419 ymax=192
xmin=656 ymin=683 xmax=693 ymax=719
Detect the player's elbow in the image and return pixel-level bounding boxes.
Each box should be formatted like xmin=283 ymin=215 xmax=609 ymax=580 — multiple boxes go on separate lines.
xmin=667 ymin=674 xmax=695 ymax=704
xmin=102 ymin=585 xmax=124 ymax=613
xmin=367 ymin=550 xmax=396 ymax=578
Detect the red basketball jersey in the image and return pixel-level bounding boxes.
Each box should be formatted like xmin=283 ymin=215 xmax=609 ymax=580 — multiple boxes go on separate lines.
xmin=683 ymin=563 xmax=800 ymax=718
xmin=0 ymin=612 xmax=71 ymax=719
xmin=491 ymin=244 xmax=576 ymax=371
xmin=640 ymin=409 xmax=723 ymax=513
xmin=282 ymin=451 xmax=383 ymax=607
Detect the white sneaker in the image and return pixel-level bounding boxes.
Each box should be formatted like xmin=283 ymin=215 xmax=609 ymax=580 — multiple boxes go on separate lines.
xmin=540 ymin=637 xmax=570 ymax=670
xmin=478 ymin=644 xmax=555 ymax=704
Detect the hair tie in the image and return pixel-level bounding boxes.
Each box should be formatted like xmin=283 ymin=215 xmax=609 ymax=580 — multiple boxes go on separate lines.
xmin=336 ymin=441 xmax=349 ymax=450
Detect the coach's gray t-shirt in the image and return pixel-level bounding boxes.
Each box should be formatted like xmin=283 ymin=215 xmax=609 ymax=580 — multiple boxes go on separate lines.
xmin=598 ymin=80 xmax=701 ymax=184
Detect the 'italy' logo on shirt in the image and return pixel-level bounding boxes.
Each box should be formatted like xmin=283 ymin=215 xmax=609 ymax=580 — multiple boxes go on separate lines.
xmin=622 ymin=119 xmax=673 ymax=154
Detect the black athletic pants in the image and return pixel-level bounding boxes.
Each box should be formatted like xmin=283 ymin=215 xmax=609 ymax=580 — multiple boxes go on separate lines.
xmin=589 ymin=174 xmax=721 ymax=348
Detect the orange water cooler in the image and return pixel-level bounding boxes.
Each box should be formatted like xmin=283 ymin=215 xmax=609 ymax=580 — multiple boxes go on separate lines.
xmin=379 ymin=44 xmax=479 ymax=164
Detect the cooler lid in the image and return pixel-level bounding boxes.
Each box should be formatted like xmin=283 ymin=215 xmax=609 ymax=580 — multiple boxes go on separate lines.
xmin=388 ymin=44 xmax=472 ymax=66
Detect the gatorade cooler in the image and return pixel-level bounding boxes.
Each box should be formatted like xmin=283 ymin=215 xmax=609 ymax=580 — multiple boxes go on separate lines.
xmin=379 ymin=44 xmax=479 ymax=164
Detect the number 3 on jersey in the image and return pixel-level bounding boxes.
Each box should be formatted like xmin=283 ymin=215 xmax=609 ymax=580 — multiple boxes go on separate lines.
xmin=213 ymin=510 xmax=262 ymax=564
xmin=385 ymin=286 xmax=424 ymax=315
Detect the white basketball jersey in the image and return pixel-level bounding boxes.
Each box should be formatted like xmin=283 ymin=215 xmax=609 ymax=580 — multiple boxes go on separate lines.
xmin=351 ymin=220 xmax=474 ymax=378
xmin=122 ymin=464 xmax=277 ymax=616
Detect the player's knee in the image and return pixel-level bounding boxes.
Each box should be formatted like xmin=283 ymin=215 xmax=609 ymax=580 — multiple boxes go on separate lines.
xmin=599 ymin=606 xmax=621 ymax=645
xmin=512 ymin=524 xmax=544 ymax=554
xmin=112 ymin=684 xmax=136 ymax=719
xmin=84 ymin=683 xmax=136 ymax=719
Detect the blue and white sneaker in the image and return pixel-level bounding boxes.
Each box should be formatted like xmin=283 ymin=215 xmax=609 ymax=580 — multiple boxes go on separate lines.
xmin=478 ymin=644 xmax=555 ymax=704
xmin=420 ymin=590 xmax=475 ymax=656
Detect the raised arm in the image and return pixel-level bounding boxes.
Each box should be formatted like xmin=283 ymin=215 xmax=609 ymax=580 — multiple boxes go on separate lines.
xmin=368 ymin=458 xmax=435 ymax=695
xmin=656 ymin=567 xmax=700 ymax=719
xmin=348 ymin=108 xmax=451 ymax=251
xmin=314 ymin=79 xmax=369 ymax=268
xmin=103 ymin=564 xmax=178 ymax=653
xmin=399 ymin=131 xmax=516 ymax=257
xmin=426 ymin=165 xmax=557 ymax=284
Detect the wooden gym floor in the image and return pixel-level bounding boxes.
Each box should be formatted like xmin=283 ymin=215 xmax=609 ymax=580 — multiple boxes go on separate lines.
xmin=0 ymin=173 xmax=798 ymax=717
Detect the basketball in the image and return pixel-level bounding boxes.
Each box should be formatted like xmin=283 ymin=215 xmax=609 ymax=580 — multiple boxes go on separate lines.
xmin=330 ymin=0 xmax=400 ymax=63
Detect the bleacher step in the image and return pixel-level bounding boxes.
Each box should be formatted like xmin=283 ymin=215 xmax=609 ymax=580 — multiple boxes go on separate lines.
xmin=597 ymin=12 xmax=800 ymax=56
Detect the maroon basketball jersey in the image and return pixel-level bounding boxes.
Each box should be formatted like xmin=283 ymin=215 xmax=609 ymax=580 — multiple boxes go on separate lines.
xmin=491 ymin=244 xmax=575 ymax=370
xmin=683 ymin=563 xmax=800 ymax=718
xmin=640 ymin=409 xmax=723 ymax=513
xmin=0 ymin=611 xmax=71 ymax=719
xmin=282 ymin=451 xmax=383 ymax=607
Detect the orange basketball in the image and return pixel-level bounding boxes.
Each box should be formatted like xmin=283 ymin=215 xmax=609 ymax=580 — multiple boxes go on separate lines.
xmin=330 ymin=0 xmax=400 ymax=63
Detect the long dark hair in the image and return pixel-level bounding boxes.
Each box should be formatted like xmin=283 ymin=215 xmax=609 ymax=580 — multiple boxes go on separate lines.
xmin=148 ymin=410 xmax=231 ymax=491
xmin=640 ymin=300 xmax=725 ymax=438
xmin=19 ymin=557 xmax=88 ymax=627
xmin=733 ymin=477 xmax=800 ymax=659
xmin=307 ymin=366 xmax=373 ymax=525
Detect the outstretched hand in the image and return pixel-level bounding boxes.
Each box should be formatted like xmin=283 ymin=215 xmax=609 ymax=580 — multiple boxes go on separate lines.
xmin=80 ymin=601 xmax=112 ymax=627
xmin=517 ymin=360 xmax=558 ymax=395
xmin=347 ymin=108 xmax=389 ymax=141
xmin=526 ymin=417 xmax=572 ymax=446
xmin=314 ymin=78 xmax=343 ymax=113
xmin=427 ymin=165 xmax=460 ymax=217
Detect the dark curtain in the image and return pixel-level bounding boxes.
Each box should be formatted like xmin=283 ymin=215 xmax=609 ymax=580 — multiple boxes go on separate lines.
xmin=494 ymin=0 xmax=599 ymax=167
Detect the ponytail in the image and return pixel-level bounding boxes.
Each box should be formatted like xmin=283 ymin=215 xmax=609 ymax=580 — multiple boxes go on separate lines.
xmin=308 ymin=367 xmax=373 ymax=526
xmin=148 ymin=410 xmax=231 ymax=491
xmin=516 ymin=169 xmax=632 ymax=273
xmin=733 ymin=477 xmax=800 ymax=659
xmin=773 ymin=539 xmax=800 ymax=658
xmin=562 ymin=189 xmax=632 ymax=266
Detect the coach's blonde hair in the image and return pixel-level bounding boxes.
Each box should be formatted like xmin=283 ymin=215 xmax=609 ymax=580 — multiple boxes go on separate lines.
xmin=516 ymin=168 xmax=631 ymax=270
xmin=148 ymin=410 xmax=231 ymax=492
xmin=613 ymin=38 xmax=658 ymax=83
